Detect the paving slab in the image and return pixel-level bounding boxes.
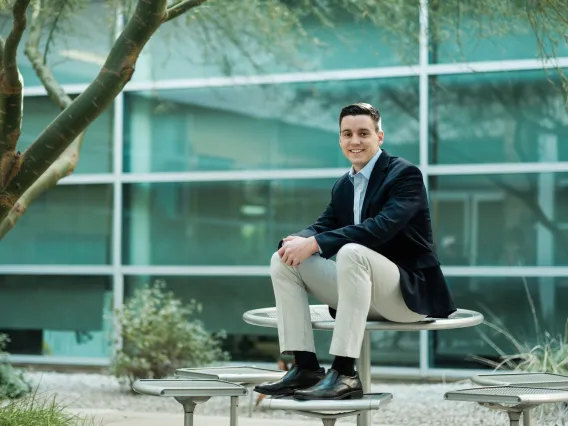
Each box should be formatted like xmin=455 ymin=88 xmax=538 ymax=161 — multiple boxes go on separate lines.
xmin=68 ymin=408 xmax=401 ymax=426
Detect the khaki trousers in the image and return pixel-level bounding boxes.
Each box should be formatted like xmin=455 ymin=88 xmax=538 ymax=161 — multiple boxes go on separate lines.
xmin=270 ymin=243 xmax=425 ymax=358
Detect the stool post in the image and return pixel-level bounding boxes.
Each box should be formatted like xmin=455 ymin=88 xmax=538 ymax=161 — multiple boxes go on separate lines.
xmin=247 ymin=387 xmax=254 ymax=417
xmin=508 ymin=411 xmax=521 ymax=426
xmin=179 ymin=400 xmax=197 ymax=426
xmin=356 ymin=330 xmax=372 ymax=426
xmin=522 ymin=408 xmax=533 ymax=426
xmin=321 ymin=419 xmax=337 ymax=426
xmin=230 ymin=395 xmax=239 ymax=426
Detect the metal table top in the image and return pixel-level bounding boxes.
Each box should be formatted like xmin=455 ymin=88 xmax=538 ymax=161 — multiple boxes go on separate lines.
xmin=243 ymin=304 xmax=484 ymax=331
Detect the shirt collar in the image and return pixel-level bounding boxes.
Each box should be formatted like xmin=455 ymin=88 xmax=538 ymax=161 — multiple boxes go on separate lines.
xmin=349 ymin=148 xmax=382 ymax=181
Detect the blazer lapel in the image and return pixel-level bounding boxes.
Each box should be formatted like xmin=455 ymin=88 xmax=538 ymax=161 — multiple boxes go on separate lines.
xmin=361 ymin=149 xmax=390 ymax=220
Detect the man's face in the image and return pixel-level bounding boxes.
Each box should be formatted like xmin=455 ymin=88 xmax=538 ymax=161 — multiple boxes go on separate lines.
xmin=339 ymin=115 xmax=384 ymax=172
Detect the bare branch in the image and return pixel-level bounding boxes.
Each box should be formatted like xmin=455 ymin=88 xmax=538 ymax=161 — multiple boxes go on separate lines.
xmin=0 ymin=132 xmax=86 ymax=239
xmin=0 ymin=36 xmax=5 ymax=74
xmin=0 ymin=0 xmax=169 ymax=220
xmin=3 ymin=0 xmax=30 ymax=88
xmin=165 ymin=0 xmax=208 ymax=23
xmin=24 ymin=0 xmax=72 ymax=110
xmin=0 ymin=0 xmax=31 ymax=190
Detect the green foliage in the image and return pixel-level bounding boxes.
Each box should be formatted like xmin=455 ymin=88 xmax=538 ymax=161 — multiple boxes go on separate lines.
xmin=0 ymin=389 xmax=98 ymax=426
xmin=0 ymin=334 xmax=31 ymax=400
xmin=110 ymin=280 xmax=229 ymax=388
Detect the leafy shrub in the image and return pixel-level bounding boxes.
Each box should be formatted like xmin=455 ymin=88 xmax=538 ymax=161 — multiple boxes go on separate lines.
xmin=0 ymin=389 xmax=97 ymax=426
xmin=0 ymin=334 xmax=31 ymax=400
xmin=110 ymin=280 xmax=229 ymax=387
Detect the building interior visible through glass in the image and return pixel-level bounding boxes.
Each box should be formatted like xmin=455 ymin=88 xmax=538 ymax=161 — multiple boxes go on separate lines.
xmin=0 ymin=1 xmax=566 ymax=373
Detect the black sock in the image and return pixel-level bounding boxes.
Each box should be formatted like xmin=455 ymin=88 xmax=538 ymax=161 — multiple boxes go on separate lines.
xmin=293 ymin=351 xmax=320 ymax=371
xmin=331 ymin=356 xmax=356 ymax=376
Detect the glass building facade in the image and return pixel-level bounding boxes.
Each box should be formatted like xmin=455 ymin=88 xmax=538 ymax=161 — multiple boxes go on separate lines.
xmin=1 ymin=2 xmax=568 ymax=377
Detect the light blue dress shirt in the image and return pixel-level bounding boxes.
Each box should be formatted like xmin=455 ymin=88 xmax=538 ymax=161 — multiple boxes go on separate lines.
xmin=315 ymin=148 xmax=382 ymax=255
xmin=348 ymin=148 xmax=382 ymax=225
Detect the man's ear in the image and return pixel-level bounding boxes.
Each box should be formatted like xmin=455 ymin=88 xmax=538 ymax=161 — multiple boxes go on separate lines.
xmin=378 ymin=131 xmax=385 ymax=144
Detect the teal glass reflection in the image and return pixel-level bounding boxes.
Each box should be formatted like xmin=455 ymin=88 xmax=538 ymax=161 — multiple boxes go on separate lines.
xmin=428 ymin=69 xmax=568 ymax=164
xmin=123 ymin=78 xmax=419 ymax=172
xmin=0 ymin=275 xmax=113 ymax=358
xmin=0 ymin=185 xmax=113 ymax=265
xmin=429 ymin=173 xmax=568 ymax=266
xmin=429 ymin=11 xmax=568 ymax=63
xmin=21 ymin=97 xmax=113 ymax=174
xmin=132 ymin=8 xmax=419 ymax=82
xmin=123 ymin=179 xmax=338 ymax=266
xmin=432 ymin=276 xmax=568 ymax=369
xmin=0 ymin=3 xmax=114 ymax=86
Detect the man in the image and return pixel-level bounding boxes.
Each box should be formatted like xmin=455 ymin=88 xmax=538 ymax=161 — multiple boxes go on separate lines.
xmin=254 ymin=103 xmax=456 ymax=401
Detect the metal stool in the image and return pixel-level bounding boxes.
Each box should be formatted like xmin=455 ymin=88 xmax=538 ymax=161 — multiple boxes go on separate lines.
xmin=470 ymin=372 xmax=568 ymax=425
xmin=445 ymin=385 xmax=568 ymax=426
xmin=132 ymin=378 xmax=247 ymax=426
xmin=175 ymin=365 xmax=285 ymax=416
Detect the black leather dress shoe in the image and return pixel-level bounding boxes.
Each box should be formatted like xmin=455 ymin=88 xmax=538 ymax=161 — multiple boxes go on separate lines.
xmin=293 ymin=369 xmax=363 ymax=400
xmin=254 ymin=365 xmax=325 ymax=396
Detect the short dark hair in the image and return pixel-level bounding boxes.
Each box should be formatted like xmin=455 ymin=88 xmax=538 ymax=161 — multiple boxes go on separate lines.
xmin=339 ymin=103 xmax=381 ymax=132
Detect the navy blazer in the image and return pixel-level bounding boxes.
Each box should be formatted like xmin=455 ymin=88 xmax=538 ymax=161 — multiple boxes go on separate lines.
xmin=287 ymin=150 xmax=456 ymax=319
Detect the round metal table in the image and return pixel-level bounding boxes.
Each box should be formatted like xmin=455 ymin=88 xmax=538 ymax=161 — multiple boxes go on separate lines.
xmin=243 ymin=304 xmax=484 ymax=426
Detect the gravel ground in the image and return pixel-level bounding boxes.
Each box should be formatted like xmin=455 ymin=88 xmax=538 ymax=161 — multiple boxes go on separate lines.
xmin=5 ymin=371 xmax=566 ymax=425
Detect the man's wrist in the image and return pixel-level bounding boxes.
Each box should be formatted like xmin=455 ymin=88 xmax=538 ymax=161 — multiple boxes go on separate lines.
xmin=310 ymin=236 xmax=321 ymax=254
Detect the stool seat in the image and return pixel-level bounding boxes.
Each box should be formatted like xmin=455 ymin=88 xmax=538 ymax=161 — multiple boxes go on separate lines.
xmin=260 ymin=393 xmax=393 ymax=426
xmin=175 ymin=365 xmax=285 ymax=384
xmin=133 ymin=378 xmax=247 ymax=398
xmin=445 ymin=385 xmax=568 ymax=426
xmin=471 ymin=372 xmax=568 ymax=388
xmin=132 ymin=379 xmax=246 ymax=426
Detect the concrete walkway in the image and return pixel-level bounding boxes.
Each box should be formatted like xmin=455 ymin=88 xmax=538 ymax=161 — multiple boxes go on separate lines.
xmin=69 ymin=408 xmax=399 ymax=425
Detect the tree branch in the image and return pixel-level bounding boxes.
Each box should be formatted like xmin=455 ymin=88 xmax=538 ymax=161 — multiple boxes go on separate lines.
xmin=0 ymin=0 xmax=169 ymax=221
xmin=165 ymin=0 xmax=208 ymax=23
xmin=0 ymin=0 xmax=30 ymax=190
xmin=0 ymin=0 xmax=81 ymax=240
xmin=0 ymin=132 xmax=86 ymax=239
xmin=24 ymin=0 xmax=72 ymax=110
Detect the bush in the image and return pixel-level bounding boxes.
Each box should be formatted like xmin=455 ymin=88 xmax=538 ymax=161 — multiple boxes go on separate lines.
xmin=0 ymin=334 xmax=31 ymax=400
xmin=110 ymin=280 xmax=229 ymax=387
xmin=0 ymin=390 xmax=97 ymax=426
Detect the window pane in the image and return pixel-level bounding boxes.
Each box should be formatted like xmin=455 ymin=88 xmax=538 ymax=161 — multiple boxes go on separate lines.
xmin=123 ymin=179 xmax=337 ymax=266
xmin=124 ymin=276 xmax=418 ymax=366
xmin=0 ymin=3 xmax=114 ymax=86
xmin=430 ymin=173 xmax=568 ymax=266
xmin=0 ymin=275 xmax=113 ymax=358
xmin=21 ymin=97 xmax=113 ymax=174
xmin=432 ymin=276 xmax=568 ymax=369
xmin=123 ymin=78 xmax=419 ymax=173
xmin=0 ymin=185 xmax=113 ymax=265
xmin=429 ymin=11 xmax=568 ymax=63
xmin=429 ymin=70 xmax=568 ymax=164
xmin=132 ymin=8 xmax=419 ymax=82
